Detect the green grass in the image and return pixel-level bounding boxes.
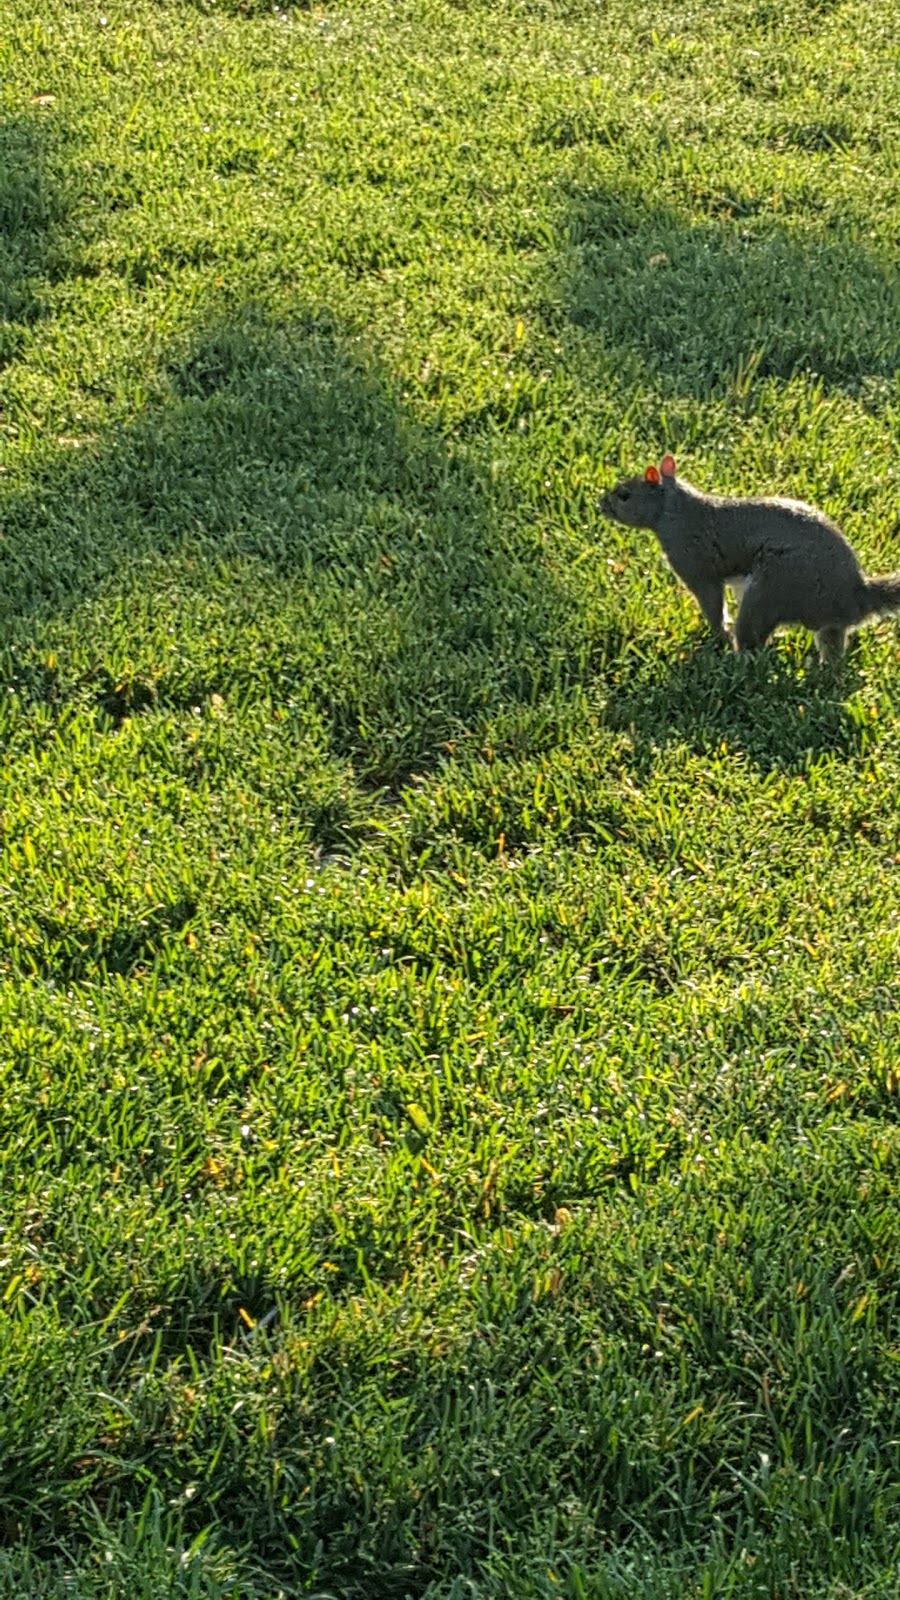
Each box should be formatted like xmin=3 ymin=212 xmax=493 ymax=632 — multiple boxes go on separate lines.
xmin=2 ymin=0 xmax=900 ymax=1594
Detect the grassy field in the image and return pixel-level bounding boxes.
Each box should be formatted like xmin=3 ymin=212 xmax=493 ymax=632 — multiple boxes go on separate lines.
xmin=2 ymin=0 xmax=900 ymax=1594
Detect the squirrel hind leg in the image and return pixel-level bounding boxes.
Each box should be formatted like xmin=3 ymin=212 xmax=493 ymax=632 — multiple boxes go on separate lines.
xmin=815 ymin=624 xmax=847 ymax=663
xmin=733 ymin=578 xmax=779 ymax=652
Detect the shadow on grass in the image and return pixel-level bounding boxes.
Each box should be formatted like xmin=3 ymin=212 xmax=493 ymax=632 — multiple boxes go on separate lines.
xmin=604 ymin=633 xmax=867 ymax=773
xmin=1 ymin=302 xmax=584 ymax=792
xmin=0 ymin=113 xmax=73 ymax=369
xmin=53 ymin=1197 xmax=900 ymax=1599
xmin=565 ymin=183 xmax=900 ymax=403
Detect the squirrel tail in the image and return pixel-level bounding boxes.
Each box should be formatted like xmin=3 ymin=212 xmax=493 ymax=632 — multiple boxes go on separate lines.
xmin=862 ymin=574 xmax=900 ymax=618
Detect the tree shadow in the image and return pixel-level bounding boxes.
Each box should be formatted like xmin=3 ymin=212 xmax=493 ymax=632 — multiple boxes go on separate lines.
xmin=27 ymin=1194 xmax=891 ymax=1596
xmin=1 ymin=303 xmax=582 ymax=793
xmin=565 ymin=183 xmax=900 ymax=403
xmin=0 ymin=112 xmax=73 ymax=371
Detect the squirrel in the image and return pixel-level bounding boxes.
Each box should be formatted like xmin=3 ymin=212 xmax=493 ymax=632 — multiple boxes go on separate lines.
xmin=600 ymin=453 xmax=900 ymax=661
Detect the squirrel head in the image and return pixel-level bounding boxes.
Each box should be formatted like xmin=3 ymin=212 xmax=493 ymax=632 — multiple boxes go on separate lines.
xmin=600 ymin=455 xmax=676 ymax=530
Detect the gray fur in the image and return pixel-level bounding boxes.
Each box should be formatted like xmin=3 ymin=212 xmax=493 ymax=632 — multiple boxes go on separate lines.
xmin=600 ymin=460 xmax=900 ymax=661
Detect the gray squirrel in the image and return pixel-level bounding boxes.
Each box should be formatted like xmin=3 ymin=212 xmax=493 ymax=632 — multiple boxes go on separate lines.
xmin=601 ymin=453 xmax=900 ymax=660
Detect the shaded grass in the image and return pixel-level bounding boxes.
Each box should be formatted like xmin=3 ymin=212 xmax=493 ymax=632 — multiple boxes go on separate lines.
xmin=2 ymin=308 xmax=583 ymax=794
xmin=1 ymin=1 xmax=900 ymax=1596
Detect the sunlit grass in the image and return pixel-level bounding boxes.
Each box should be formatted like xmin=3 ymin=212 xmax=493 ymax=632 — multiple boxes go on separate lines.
xmin=1 ymin=1 xmax=900 ymax=1594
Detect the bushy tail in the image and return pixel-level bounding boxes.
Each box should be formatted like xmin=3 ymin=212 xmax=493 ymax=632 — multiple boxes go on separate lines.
xmin=863 ymin=574 xmax=900 ymax=618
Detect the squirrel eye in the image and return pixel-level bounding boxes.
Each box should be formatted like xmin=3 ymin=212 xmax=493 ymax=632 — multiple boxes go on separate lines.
xmin=619 ymin=489 xmax=630 ymax=502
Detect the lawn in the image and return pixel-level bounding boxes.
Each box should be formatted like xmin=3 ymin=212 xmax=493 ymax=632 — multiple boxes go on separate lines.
xmin=1 ymin=0 xmax=900 ymax=1594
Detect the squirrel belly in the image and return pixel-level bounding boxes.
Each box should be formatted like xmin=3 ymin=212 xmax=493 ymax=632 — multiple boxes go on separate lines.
xmin=600 ymin=455 xmax=900 ymax=661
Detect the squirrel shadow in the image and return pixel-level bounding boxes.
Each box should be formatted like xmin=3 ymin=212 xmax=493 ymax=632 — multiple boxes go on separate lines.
xmin=604 ymin=632 xmax=867 ymax=774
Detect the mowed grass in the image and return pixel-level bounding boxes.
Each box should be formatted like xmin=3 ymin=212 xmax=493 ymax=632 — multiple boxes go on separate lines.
xmin=2 ymin=0 xmax=900 ymax=1594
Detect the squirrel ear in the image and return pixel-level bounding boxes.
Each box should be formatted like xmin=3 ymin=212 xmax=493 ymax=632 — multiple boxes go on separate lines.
xmin=660 ymin=454 xmax=676 ymax=478
xmin=644 ymin=464 xmax=661 ymax=484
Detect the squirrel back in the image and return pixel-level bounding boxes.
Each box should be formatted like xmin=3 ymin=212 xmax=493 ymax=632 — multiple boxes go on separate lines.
xmin=601 ymin=454 xmax=900 ymax=659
